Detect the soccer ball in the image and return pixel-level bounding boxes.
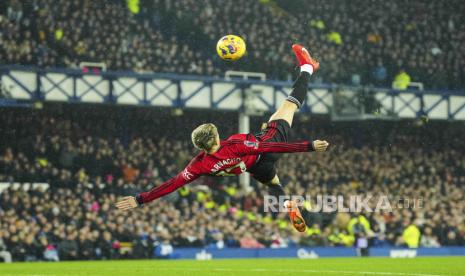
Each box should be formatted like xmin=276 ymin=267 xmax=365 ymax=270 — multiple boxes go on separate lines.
xmin=216 ymin=35 xmax=246 ymax=61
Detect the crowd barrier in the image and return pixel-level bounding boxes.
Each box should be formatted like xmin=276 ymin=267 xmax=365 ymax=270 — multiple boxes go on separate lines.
xmin=2 ymin=65 xmax=465 ymax=120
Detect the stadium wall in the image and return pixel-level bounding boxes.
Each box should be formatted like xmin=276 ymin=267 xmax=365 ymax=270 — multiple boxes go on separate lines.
xmin=167 ymin=247 xmax=465 ymax=260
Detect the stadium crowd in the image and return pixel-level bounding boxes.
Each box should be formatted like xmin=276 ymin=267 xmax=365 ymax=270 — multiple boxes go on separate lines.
xmin=0 ymin=0 xmax=464 ymax=90
xmin=0 ymin=106 xmax=464 ymax=261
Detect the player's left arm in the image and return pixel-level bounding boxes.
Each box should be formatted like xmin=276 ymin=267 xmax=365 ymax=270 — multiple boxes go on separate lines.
xmin=233 ymin=139 xmax=329 ymax=155
xmin=115 ymin=162 xmax=202 ymax=210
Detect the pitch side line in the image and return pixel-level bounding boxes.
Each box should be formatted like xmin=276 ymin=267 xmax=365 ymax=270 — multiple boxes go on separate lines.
xmin=153 ymin=267 xmax=445 ymax=276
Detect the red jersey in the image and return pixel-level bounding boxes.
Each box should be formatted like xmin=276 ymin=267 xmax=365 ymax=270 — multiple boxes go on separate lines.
xmin=137 ymin=134 xmax=314 ymax=204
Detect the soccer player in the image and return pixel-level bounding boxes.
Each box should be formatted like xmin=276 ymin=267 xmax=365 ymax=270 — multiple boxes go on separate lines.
xmin=116 ymin=44 xmax=329 ymax=232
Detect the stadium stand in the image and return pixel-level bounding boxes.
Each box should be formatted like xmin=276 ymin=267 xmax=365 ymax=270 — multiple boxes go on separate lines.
xmin=0 ymin=0 xmax=464 ymax=89
xmin=1 ymin=105 xmax=464 ymax=261
xmin=1 ymin=0 xmax=464 ymax=264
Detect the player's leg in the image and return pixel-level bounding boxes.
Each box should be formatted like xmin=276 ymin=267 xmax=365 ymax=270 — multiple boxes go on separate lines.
xmin=268 ymin=44 xmax=320 ymax=127
xmin=263 ymin=174 xmax=307 ymax=232
xmin=251 ymin=45 xmax=319 ymax=232
xmin=268 ymin=101 xmax=299 ymax=128
xmin=265 ymin=174 xmax=285 ymax=199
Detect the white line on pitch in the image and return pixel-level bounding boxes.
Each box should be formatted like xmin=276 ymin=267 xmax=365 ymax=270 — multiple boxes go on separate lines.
xmin=151 ymin=267 xmax=445 ymax=276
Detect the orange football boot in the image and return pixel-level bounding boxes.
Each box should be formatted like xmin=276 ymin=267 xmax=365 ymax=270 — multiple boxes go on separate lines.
xmin=292 ymin=44 xmax=320 ymax=72
xmin=285 ymin=200 xmax=307 ymax=232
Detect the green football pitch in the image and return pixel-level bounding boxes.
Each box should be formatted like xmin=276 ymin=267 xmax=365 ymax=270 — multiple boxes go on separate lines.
xmin=1 ymin=257 xmax=464 ymax=276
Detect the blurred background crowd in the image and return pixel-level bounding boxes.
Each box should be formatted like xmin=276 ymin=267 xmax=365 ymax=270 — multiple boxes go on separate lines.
xmin=1 ymin=105 xmax=464 ymax=261
xmin=0 ymin=0 xmax=464 ymax=263
xmin=1 ymin=0 xmax=464 ymax=90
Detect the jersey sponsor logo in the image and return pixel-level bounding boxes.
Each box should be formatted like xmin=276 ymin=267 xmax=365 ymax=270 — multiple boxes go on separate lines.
xmin=182 ymin=169 xmax=194 ymax=180
xmin=244 ymin=140 xmax=259 ymax=149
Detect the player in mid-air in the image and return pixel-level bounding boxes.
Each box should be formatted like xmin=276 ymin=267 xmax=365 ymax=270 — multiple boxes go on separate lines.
xmin=116 ymin=44 xmax=329 ymax=232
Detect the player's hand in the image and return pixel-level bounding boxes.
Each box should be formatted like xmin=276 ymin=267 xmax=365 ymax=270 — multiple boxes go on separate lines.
xmin=115 ymin=196 xmax=138 ymax=210
xmin=312 ymin=140 xmax=329 ymax=152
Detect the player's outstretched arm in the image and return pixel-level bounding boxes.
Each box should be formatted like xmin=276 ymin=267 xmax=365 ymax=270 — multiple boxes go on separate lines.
xmin=115 ymin=167 xmax=200 ymax=210
xmin=232 ymin=139 xmax=329 ymax=155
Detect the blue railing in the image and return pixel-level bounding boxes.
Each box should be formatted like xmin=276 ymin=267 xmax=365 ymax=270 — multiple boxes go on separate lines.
xmin=1 ymin=65 xmax=465 ymax=120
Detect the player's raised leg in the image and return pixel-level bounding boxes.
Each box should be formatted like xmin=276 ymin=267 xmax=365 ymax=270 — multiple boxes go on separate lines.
xmin=263 ymin=44 xmax=320 ymax=232
xmin=268 ymin=44 xmax=320 ymax=127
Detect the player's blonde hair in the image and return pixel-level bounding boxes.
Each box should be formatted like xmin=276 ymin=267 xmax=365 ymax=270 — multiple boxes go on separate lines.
xmin=191 ymin=123 xmax=218 ymax=152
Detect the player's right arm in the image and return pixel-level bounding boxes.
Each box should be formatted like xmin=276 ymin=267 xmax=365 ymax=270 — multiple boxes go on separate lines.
xmin=116 ymin=161 xmax=201 ymax=210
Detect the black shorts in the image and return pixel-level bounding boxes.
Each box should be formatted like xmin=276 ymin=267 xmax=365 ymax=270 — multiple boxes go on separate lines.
xmin=247 ymin=119 xmax=292 ymax=183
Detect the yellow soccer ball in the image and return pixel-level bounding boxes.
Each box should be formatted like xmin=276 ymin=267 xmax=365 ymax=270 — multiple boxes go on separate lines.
xmin=216 ymin=35 xmax=246 ymax=61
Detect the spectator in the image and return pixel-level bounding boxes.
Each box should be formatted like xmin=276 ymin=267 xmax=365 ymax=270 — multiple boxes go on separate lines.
xmin=392 ymin=69 xmax=411 ymax=90
xmin=0 ymin=231 xmax=12 ymax=263
xmin=372 ymin=60 xmax=388 ymax=86
xmin=154 ymin=239 xmax=174 ymax=259
xmin=400 ymin=221 xmax=421 ymax=248
xmin=240 ymin=233 xmax=265 ymax=249
xmin=420 ymin=227 xmax=440 ymax=248
xmin=58 ymin=232 xmax=79 ymax=260
xmin=97 ymin=231 xmax=117 ymax=260
xmin=442 ymin=231 xmax=464 ymax=246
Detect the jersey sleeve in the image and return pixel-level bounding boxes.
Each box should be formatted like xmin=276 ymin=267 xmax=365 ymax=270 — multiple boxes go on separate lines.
xmin=231 ymin=139 xmax=314 ymax=156
xmin=136 ymin=159 xmax=202 ymax=204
